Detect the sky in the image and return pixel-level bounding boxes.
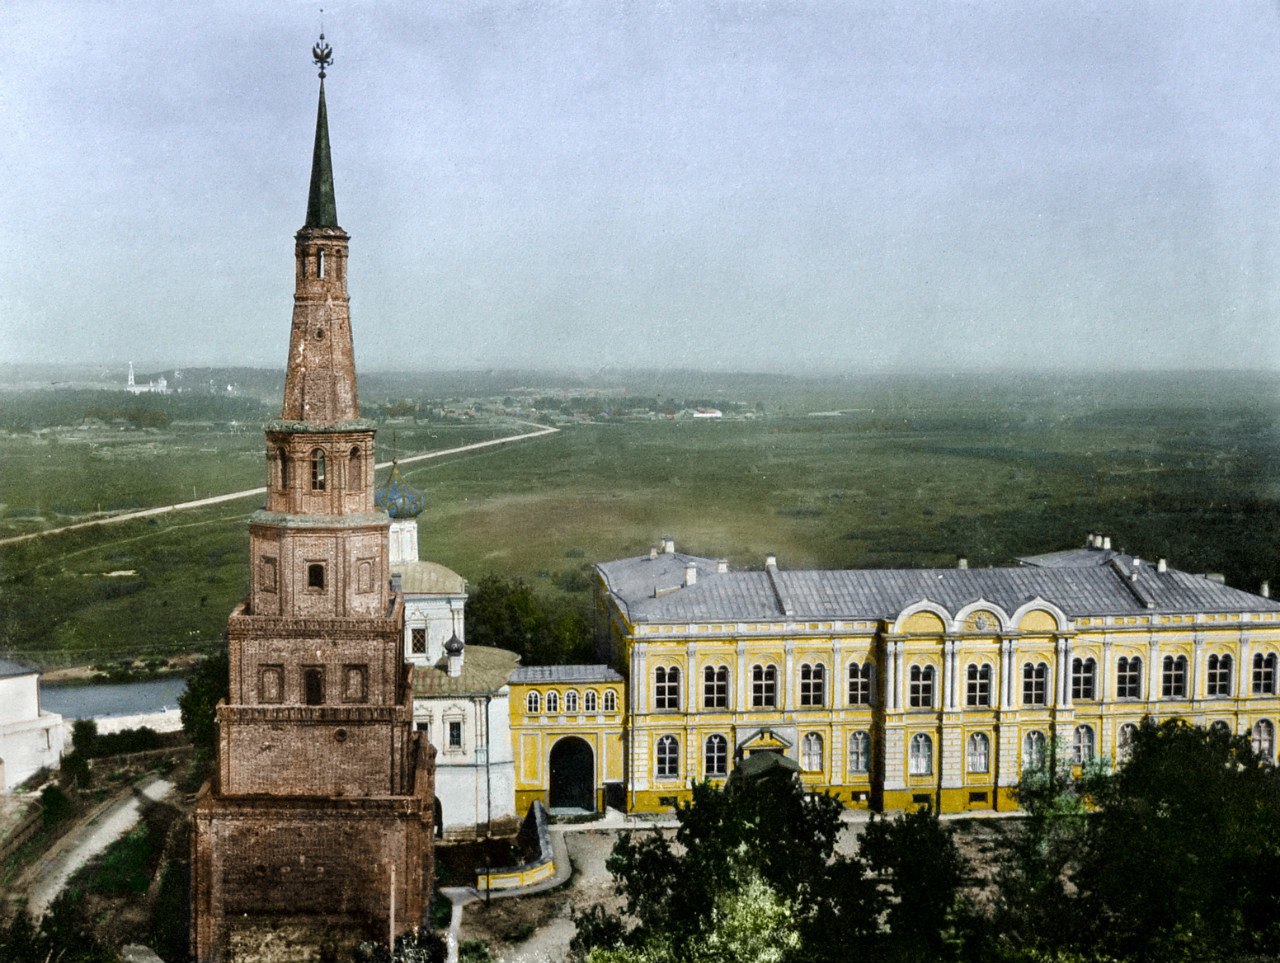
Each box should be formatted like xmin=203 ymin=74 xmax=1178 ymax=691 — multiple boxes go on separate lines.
xmin=4 ymin=1 xmax=1280 ymax=374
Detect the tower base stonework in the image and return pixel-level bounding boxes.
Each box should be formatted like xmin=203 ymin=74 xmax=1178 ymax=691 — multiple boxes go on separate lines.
xmin=191 ymin=740 xmax=435 ymax=961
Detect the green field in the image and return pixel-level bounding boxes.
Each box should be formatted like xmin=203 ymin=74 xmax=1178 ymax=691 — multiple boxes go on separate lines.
xmin=2 ymin=371 xmax=1278 ymax=667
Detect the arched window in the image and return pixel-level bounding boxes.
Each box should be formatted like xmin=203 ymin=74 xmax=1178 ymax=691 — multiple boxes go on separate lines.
xmin=1022 ymin=662 xmax=1049 ymax=706
xmin=310 ymin=449 xmax=326 ymax=491
xmin=546 ymin=691 xmax=559 ymax=714
xmin=1117 ymin=722 xmax=1139 ymax=762
xmin=1210 ymin=720 xmax=1232 ymax=737
xmin=317 ymin=247 xmax=326 ymax=278
xmin=1253 ymin=653 xmax=1277 ymax=695
xmin=307 ymin=563 xmax=325 ymax=590
xmin=526 ymin=691 xmax=540 ymax=714
xmin=1207 ymin=654 xmax=1233 ymax=697
xmin=656 ymin=735 xmax=679 ymax=779
xmin=909 ymin=733 xmax=933 ymax=775
xmin=565 ymin=690 xmax=579 ymax=713
xmin=1162 ymin=655 xmax=1188 ymax=698
xmin=800 ymin=664 xmax=826 ymax=707
xmin=908 ymin=665 xmax=935 ymax=708
xmin=1072 ymin=725 xmax=1095 ymax=765
xmin=967 ymin=732 xmax=990 ymax=773
xmin=1253 ymin=720 xmax=1275 ymax=761
xmin=654 ymin=666 xmax=681 ymax=710
xmin=603 ymin=690 xmax=617 ymax=712
xmin=584 ymin=690 xmax=597 ymax=713
xmin=1071 ymin=657 xmax=1097 ymax=700
xmin=705 ymin=734 xmax=728 ymax=777
xmin=751 ymin=664 xmax=778 ymax=708
xmin=848 ymin=730 xmax=871 ymax=774
xmin=966 ymin=663 xmax=992 ymax=707
xmin=277 ymin=447 xmax=290 ymax=489
xmin=1116 ymin=656 xmax=1142 ymax=699
xmin=348 ymin=447 xmax=362 ymax=491
xmin=703 ymin=665 xmax=729 ymax=708
xmin=1023 ymin=730 xmax=1047 ymax=769
xmin=847 ymin=661 xmax=873 ymax=705
xmin=802 ymin=733 xmax=824 ymax=771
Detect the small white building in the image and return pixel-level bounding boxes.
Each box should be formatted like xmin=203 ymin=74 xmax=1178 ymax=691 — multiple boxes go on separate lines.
xmin=0 ymin=659 xmax=65 ymax=791
xmin=377 ymin=462 xmax=518 ymax=838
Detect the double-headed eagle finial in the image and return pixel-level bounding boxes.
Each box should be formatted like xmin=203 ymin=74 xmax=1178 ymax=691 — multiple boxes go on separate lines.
xmin=313 ymin=31 xmax=333 ymax=79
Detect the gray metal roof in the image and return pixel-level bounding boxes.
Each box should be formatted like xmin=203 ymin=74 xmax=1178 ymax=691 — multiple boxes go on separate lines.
xmin=1018 ymin=547 xmax=1123 ymax=568
xmin=509 ymin=665 xmax=623 ymax=684
xmin=596 ymin=551 xmax=1280 ymax=624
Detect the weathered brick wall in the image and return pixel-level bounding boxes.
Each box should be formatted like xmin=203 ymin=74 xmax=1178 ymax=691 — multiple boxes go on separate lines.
xmin=219 ymin=708 xmax=412 ymax=796
xmin=247 ymin=527 xmax=388 ymax=620
xmin=228 ymin=633 xmax=403 ymax=707
xmin=193 ymin=738 xmax=435 ymax=962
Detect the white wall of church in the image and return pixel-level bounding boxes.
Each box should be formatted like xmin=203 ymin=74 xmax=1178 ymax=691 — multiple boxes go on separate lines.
xmin=403 ymin=595 xmax=465 ymax=665
xmin=414 ymin=690 xmax=515 ymax=836
xmin=0 ymin=675 xmax=65 ymax=791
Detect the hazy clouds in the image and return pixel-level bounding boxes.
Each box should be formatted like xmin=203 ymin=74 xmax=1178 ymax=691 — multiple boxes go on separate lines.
xmin=4 ymin=1 xmax=1280 ymax=373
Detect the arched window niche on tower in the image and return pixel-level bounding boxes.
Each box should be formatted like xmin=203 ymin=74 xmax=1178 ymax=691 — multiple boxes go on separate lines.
xmin=317 ymin=247 xmax=326 ymax=279
xmin=277 ymin=447 xmax=290 ymax=490
xmin=311 ymin=449 xmax=326 ymax=491
xmin=348 ymin=446 xmax=362 ymax=491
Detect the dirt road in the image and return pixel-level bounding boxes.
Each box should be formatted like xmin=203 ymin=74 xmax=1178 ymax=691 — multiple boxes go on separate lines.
xmin=22 ymin=775 xmax=175 ymax=918
xmin=0 ymin=423 xmax=558 ymax=547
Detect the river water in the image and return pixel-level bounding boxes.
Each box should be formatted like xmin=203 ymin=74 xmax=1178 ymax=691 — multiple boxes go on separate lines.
xmin=42 ymin=677 xmax=188 ymax=720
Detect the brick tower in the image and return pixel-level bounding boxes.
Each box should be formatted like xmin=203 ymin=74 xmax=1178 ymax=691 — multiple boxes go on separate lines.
xmin=192 ymin=36 xmax=434 ymax=961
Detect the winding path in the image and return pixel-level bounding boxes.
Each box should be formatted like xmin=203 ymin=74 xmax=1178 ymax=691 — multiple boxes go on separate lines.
xmin=0 ymin=423 xmax=559 ymax=547
xmin=23 ymin=775 xmax=175 ymax=918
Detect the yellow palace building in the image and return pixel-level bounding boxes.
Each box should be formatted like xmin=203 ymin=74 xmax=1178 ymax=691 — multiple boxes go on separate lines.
xmin=592 ymin=535 xmax=1280 ymax=814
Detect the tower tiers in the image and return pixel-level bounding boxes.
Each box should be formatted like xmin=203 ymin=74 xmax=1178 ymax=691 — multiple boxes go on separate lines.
xmin=192 ymin=36 xmax=434 ymax=961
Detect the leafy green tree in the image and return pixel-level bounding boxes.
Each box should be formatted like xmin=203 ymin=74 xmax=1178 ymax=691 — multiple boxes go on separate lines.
xmin=465 ymin=574 xmax=592 ymax=665
xmin=981 ymin=739 xmax=1110 ymax=958
xmin=860 ymin=808 xmax=968 ymax=962
xmin=0 ymin=889 xmax=120 ymax=963
xmin=180 ymin=646 xmax=230 ymax=752
xmin=572 ymin=756 xmax=877 ymax=963
xmin=71 ymin=718 xmax=98 ymax=756
xmin=1073 ymin=718 xmax=1280 ymax=962
xmin=584 ymin=869 xmax=801 ymax=963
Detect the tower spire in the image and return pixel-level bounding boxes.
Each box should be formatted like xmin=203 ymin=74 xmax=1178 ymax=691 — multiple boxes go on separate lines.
xmin=305 ymin=33 xmax=338 ymax=228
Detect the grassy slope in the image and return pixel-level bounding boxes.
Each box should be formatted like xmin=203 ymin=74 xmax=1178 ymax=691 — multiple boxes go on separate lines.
xmin=2 ymin=376 xmax=1278 ymax=666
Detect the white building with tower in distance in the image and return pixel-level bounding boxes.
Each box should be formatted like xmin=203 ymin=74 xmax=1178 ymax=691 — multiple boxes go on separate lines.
xmin=0 ymin=659 xmax=65 ymax=792
xmin=125 ymin=362 xmax=170 ymax=395
xmin=376 ymin=461 xmax=519 ymax=838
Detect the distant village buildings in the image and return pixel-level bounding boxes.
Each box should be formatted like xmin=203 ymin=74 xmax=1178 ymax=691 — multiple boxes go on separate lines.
xmin=0 ymin=659 xmax=64 ymax=792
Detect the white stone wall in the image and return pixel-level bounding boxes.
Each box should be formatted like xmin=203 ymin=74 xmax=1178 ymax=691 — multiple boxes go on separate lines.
xmin=414 ymin=690 xmax=515 ymax=835
xmin=403 ymin=595 xmax=465 ymax=665
xmin=0 ymin=675 xmax=39 ymax=726
xmin=0 ymin=712 xmax=64 ymax=791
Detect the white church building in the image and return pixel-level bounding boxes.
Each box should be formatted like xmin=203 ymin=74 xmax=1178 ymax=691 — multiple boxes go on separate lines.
xmin=0 ymin=659 xmax=65 ymax=792
xmin=377 ymin=462 xmax=518 ymax=838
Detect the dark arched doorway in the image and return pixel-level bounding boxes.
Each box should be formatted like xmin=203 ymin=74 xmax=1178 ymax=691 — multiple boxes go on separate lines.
xmin=433 ymin=797 xmax=443 ymax=838
xmin=549 ymin=737 xmax=595 ymax=812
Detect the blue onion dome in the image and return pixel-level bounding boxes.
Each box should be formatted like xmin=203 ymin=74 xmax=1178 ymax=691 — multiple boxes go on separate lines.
xmin=375 ymin=461 xmax=425 ymax=519
xmin=444 ymin=633 xmax=464 ymax=655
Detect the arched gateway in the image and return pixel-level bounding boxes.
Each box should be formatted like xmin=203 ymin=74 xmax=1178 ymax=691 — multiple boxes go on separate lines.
xmin=549 ymin=737 xmax=595 ymax=811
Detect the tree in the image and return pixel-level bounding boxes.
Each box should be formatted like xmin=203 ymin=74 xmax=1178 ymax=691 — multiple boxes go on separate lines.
xmin=465 ymin=575 xmax=593 ymax=665
xmin=1073 ymin=718 xmax=1280 ymax=961
xmin=179 ymin=646 xmax=230 ymax=752
xmin=572 ymin=755 xmax=878 ymax=963
xmin=860 ymin=808 xmax=968 ymax=962
xmin=71 ymin=718 xmax=98 ymax=756
xmin=981 ymin=739 xmax=1109 ymax=959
